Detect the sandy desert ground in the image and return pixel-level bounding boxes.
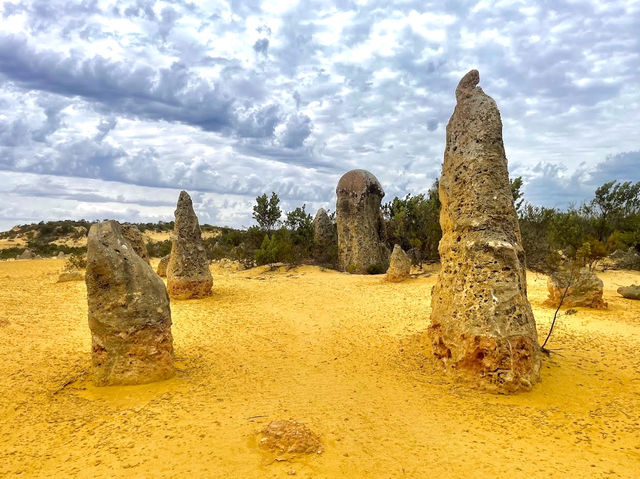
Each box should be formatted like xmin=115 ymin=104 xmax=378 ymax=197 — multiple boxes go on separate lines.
xmin=0 ymin=259 xmax=639 ymax=478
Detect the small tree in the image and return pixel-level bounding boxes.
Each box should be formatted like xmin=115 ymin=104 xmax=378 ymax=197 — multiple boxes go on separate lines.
xmin=510 ymin=176 xmax=524 ymax=214
xmin=382 ymin=180 xmax=441 ymax=264
xmin=285 ymin=205 xmax=313 ymax=245
xmin=253 ymin=192 xmax=282 ymax=234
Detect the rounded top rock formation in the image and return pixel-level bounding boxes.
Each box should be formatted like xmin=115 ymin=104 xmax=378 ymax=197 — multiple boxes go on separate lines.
xmin=455 ymin=69 xmax=480 ymax=100
xmin=336 ymin=169 xmax=384 ymax=198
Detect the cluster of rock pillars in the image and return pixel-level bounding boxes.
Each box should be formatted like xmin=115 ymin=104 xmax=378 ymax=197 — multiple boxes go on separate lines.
xmin=80 ymin=70 xmax=615 ymax=393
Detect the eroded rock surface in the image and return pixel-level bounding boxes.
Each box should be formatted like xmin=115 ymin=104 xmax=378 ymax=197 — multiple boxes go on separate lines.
xmin=313 ymin=208 xmax=334 ymax=248
xmin=312 ymin=208 xmax=337 ymax=263
xmin=157 ymin=254 xmax=170 ymax=277
xmin=386 ymin=244 xmax=411 ymax=282
xmin=258 ymin=420 xmax=323 ymax=460
xmin=428 ymin=70 xmax=541 ymax=393
xmin=86 ymin=220 xmax=174 ymax=386
xmin=120 ymin=224 xmax=150 ymax=265
xmin=336 ymin=170 xmax=389 ymax=274
xmin=617 ymin=284 xmax=640 ymax=300
xmin=167 ymin=191 xmax=213 ymax=299
xmin=546 ymin=268 xmax=607 ymax=308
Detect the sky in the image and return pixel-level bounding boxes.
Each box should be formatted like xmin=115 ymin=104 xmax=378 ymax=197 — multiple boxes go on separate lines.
xmin=0 ymin=0 xmax=639 ymax=231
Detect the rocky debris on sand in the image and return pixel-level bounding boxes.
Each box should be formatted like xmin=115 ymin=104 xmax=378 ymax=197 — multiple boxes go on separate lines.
xmin=617 ymin=284 xmax=640 ymax=300
xmin=167 ymin=191 xmax=213 ymax=299
xmin=16 ymin=248 xmax=36 ymax=260
xmin=336 ymin=169 xmax=389 ymax=274
xmin=547 ymin=268 xmax=607 ymax=309
xmin=120 ymin=224 xmax=150 ymax=265
xmin=57 ymin=270 xmax=84 ymax=282
xmin=427 ymin=70 xmax=541 ymax=393
xmin=258 ymin=420 xmax=323 ymax=460
xmin=386 ymin=245 xmax=411 ymax=282
xmin=86 ymin=220 xmax=174 ymax=386
xmin=157 ymin=254 xmax=170 ymax=277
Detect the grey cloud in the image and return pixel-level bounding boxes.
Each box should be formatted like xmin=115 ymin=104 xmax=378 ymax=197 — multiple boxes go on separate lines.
xmin=158 ymin=6 xmax=179 ymax=41
xmin=0 ymin=34 xmax=297 ymax=142
xmin=587 ymin=152 xmax=640 ymax=186
xmin=279 ymin=113 xmax=312 ymax=149
xmin=253 ymin=38 xmax=269 ymax=55
xmin=94 ymin=117 xmax=117 ymax=142
xmin=124 ymin=0 xmax=156 ymax=20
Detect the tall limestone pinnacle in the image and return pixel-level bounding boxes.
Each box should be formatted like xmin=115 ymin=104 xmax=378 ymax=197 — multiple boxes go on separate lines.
xmin=85 ymin=220 xmax=174 ymax=386
xmin=428 ymin=70 xmax=541 ymax=392
xmin=336 ymin=169 xmax=389 ymax=274
xmin=167 ymin=191 xmax=213 ymax=299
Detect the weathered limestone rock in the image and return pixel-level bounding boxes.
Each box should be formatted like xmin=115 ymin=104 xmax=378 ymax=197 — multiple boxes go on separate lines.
xmin=385 ymin=244 xmax=411 ymax=282
xmin=157 ymin=254 xmax=170 ymax=277
xmin=617 ymin=284 xmax=640 ymax=300
xmin=258 ymin=420 xmax=323 ymax=459
xmin=428 ymin=70 xmax=541 ymax=393
xmin=167 ymin=191 xmax=213 ymax=299
xmin=313 ymin=208 xmax=334 ymax=246
xmin=17 ymin=248 xmax=36 ymax=260
xmin=86 ymin=220 xmax=174 ymax=386
xmin=547 ymin=268 xmax=607 ymax=308
xmin=336 ymin=170 xmax=389 ymax=274
xmin=120 ymin=224 xmax=150 ymax=265
xmin=312 ymin=208 xmax=337 ymax=263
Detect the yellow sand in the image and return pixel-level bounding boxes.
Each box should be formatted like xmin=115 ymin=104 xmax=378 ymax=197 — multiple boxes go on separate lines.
xmin=1 ymin=260 xmax=639 ymax=478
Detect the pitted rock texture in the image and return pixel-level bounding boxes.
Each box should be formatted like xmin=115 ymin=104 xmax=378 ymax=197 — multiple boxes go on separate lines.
xmin=157 ymin=254 xmax=170 ymax=277
xmin=617 ymin=284 xmax=640 ymax=300
xmin=386 ymin=244 xmax=411 ymax=282
xmin=313 ymin=208 xmax=334 ymax=248
xmin=86 ymin=220 xmax=174 ymax=386
xmin=120 ymin=224 xmax=150 ymax=264
xmin=427 ymin=70 xmax=541 ymax=393
xmin=167 ymin=191 xmax=213 ymax=299
xmin=547 ymin=268 xmax=607 ymax=308
xmin=258 ymin=420 xmax=323 ymax=460
xmin=336 ymin=169 xmax=389 ymax=274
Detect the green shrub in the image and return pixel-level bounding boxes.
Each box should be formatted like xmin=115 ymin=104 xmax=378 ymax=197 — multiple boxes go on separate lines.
xmin=254 ymin=229 xmax=294 ymax=265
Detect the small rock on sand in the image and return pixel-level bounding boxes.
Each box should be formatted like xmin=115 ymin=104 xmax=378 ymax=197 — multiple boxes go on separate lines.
xmin=258 ymin=420 xmax=323 ymax=460
xmin=385 ymin=244 xmax=411 ymax=282
xmin=617 ymin=284 xmax=640 ymax=300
